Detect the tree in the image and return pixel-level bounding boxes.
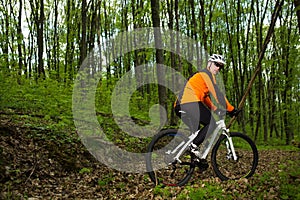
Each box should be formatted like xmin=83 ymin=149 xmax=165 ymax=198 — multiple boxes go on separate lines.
xmin=151 ymin=0 xmax=168 ymax=124
xmin=294 ymin=0 xmax=300 ymax=33
xmin=34 ymin=0 xmax=46 ymax=78
xmin=79 ymin=0 xmax=87 ymax=66
xmin=17 ymin=0 xmax=24 ymax=81
xmin=0 ymin=0 xmax=299 ymax=145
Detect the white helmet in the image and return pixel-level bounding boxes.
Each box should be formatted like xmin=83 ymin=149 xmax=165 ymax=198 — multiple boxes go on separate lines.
xmin=208 ymin=54 xmax=225 ymax=65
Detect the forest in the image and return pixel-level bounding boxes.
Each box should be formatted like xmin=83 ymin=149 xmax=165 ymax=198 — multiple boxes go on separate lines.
xmin=0 ymin=0 xmax=299 ymax=199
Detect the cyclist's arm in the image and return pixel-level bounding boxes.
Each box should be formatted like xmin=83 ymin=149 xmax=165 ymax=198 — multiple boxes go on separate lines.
xmin=225 ymin=97 xmax=234 ymax=112
xmin=203 ymin=96 xmax=217 ymax=111
xmin=200 ymin=72 xmax=234 ymax=112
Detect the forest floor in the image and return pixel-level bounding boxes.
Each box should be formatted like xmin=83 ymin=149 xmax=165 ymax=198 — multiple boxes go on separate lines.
xmin=0 ymin=113 xmax=299 ymax=200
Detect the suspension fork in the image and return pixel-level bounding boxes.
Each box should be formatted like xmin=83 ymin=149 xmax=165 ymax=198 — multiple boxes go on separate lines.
xmin=222 ymin=131 xmax=238 ymax=161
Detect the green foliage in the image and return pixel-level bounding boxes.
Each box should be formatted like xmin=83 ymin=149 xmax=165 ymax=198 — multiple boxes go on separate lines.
xmin=1 ymin=0 xmax=300 ymax=145
xmin=257 ymin=145 xmax=299 ymax=151
xmin=184 ymin=184 xmax=223 ymax=200
xmin=0 ymin=76 xmax=77 ymax=150
xmin=278 ymin=160 xmax=300 ymax=199
xmin=0 ymin=76 xmax=73 ymax=130
xmin=79 ymin=167 xmax=92 ymax=174
xmin=98 ymin=173 xmax=114 ymax=186
xmin=153 ymin=185 xmax=172 ymax=198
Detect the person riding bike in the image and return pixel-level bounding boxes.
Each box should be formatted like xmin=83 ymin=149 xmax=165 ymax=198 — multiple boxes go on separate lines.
xmin=174 ymin=54 xmax=240 ymax=168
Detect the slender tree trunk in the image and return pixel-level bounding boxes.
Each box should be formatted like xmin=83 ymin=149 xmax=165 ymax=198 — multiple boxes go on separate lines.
xmin=263 ymin=86 xmax=268 ymax=142
xmin=103 ymin=1 xmax=111 ymax=86
xmin=65 ymin=0 xmax=75 ymax=82
xmin=184 ymin=2 xmax=193 ymax=75
xmin=254 ymin=70 xmax=262 ymax=141
xmin=122 ymin=0 xmax=131 ymax=74
xmin=239 ymin=0 xmax=254 ymax=133
xmin=80 ymin=0 xmax=87 ymax=66
xmin=280 ymin=2 xmax=294 ymax=145
xmin=189 ymin=0 xmax=200 ymax=69
xmin=268 ymin=55 xmax=276 ymax=138
xmin=37 ymin=0 xmax=45 ymax=78
xmin=167 ymin=0 xmax=177 ymax=126
xmin=224 ymin=0 xmax=240 ymax=101
xmin=208 ymin=0 xmax=213 ymax=54
xmin=89 ymin=0 xmax=97 ymax=77
xmin=175 ymin=0 xmax=182 ymax=73
xmin=53 ymin=0 xmax=59 ymax=79
xmin=65 ymin=0 xmax=71 ymax=82
xmin=132 ymin=0 xmax=144 ymax=94
xmin=236 ymin=0 xmax=244 ymax=105
xmin=3 ymin=1 xmax=9 ymax=72
xmin=151 ymin=0 xmax=168 ymax=124
xmin=199 ymin=0 xmax=207 ymax=52
xmin=17 ymin=0 xmax=23 ymax=82
xmin=96 ymin=0 xmax=103 ymax=81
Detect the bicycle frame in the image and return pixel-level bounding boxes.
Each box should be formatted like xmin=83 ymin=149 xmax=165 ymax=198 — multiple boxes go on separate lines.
xmin=169 ymin=119 xmax=238 ymax=163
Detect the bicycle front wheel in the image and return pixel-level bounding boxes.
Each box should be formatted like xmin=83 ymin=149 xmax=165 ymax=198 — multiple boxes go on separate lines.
xmin=211 ymin=132 xmax=258 ymax=181
xmin=146 ymin=129 xmax=195 ymax=187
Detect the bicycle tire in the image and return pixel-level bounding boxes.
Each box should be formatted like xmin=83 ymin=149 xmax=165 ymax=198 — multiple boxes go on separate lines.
xmin=146 ymin=129 xmax=196 ymax=186
xmin=211 ymin=132 xmax=258 ymax=181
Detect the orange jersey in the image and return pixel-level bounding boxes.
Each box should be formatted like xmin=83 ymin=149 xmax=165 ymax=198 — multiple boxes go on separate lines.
xmin=176 ymin=71 xmax=234 ymax=112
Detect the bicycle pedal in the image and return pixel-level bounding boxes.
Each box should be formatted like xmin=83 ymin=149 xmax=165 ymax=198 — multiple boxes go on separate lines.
xmin=189 ymin=143 xmax=201 ymax=158
xmin=194 ymin=159 xmax=209 ymax=171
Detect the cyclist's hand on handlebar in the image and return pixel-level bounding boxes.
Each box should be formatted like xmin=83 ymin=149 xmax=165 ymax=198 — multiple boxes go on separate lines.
xmin=227 ymin=108 xmax=241 ymax=118
xmin=215 ymin=108 xmax=226 ymax=118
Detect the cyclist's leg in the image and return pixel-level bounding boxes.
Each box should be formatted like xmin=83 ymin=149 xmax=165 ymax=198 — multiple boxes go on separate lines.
xmin=174 ymin=101 xmax=217 ymax=146
xmin=177 ymin=102 xmax=200 ymax=132
xmin=192 ymin=102 xmax=216 ymax=146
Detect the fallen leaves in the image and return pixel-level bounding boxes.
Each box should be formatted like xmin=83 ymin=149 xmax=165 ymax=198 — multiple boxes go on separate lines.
xmin=0 ymin=116 xmax=299 ymax=199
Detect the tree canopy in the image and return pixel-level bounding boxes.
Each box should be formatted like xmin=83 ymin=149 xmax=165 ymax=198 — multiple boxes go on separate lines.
xmin=0 ymin=0 xmax=299 ymax=145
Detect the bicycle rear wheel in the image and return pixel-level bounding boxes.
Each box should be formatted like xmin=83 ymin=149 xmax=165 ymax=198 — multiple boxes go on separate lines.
xmin=211 ymin=132 xmax=258 ymax=180
xmin=146 ymin=129 xmax=195 ymax=186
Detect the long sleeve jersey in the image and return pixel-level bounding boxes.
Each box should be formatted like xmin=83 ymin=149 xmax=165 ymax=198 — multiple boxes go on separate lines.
xmin=175 ymin=70 xmax=234 ymax=112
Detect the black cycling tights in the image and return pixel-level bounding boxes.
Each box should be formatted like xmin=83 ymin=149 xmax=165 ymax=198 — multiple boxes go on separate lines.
xmin=175 ymin=101 xmax=217 ymax=146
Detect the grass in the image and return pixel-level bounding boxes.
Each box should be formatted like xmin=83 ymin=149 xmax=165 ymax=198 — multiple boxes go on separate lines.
xmin=257 ymin=145 xmax=299 ymax=151
xmin=278 ymin=160 xmax=300 ymax=199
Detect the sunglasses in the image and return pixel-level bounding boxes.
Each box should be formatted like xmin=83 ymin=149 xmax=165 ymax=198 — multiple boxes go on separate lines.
xmin=214 ymin=62 xmax=224 ymax=69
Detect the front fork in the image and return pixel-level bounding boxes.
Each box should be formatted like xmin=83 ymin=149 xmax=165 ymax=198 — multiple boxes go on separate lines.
xmin=223 ymin=132 xmax=238 ymax=161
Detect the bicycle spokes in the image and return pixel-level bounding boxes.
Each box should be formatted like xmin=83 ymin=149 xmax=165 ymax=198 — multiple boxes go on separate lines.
xmin=147 ymin=129 xmax=258 ymax=186
xmin=211 ymin=132 xmax=258 ymax=180
xmin=146 ymin=129 xmax=196 ymax=186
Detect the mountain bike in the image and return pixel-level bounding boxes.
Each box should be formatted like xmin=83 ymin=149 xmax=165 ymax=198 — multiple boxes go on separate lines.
xmin=145 ymin=111 xmax=258 ymax=187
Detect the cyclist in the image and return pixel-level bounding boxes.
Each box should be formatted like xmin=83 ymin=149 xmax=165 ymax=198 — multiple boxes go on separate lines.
xmin=174 ymin=54 xmax=240 ymax=168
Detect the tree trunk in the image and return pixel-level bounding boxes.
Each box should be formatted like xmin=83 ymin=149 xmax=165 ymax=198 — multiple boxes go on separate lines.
xmin=167 ymin=0 xmax=178 ymax=126
xmin=53 ymin=0 xmax=59 ymax=79
xmin=189 ymin=0 xmax=200 ymax=68
xmin=65 ymin=0 xmax=75 ymax=82
xmin=80 ymin=0 xmax=87 ymax=66
xmin=199 ymin=0 xmax=207 ymax=52
xmin=151 ymin=0 xmax=168 ymax=124
xmin=37 ymin=0 xmax=45 ymax=78
xmin=17 ymin=0 xmax=23 ymax=82
xmin=132 ymin=0 xmax=144 ymax=94
xmin=3 ymin=1 xmax=9 ymax=72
